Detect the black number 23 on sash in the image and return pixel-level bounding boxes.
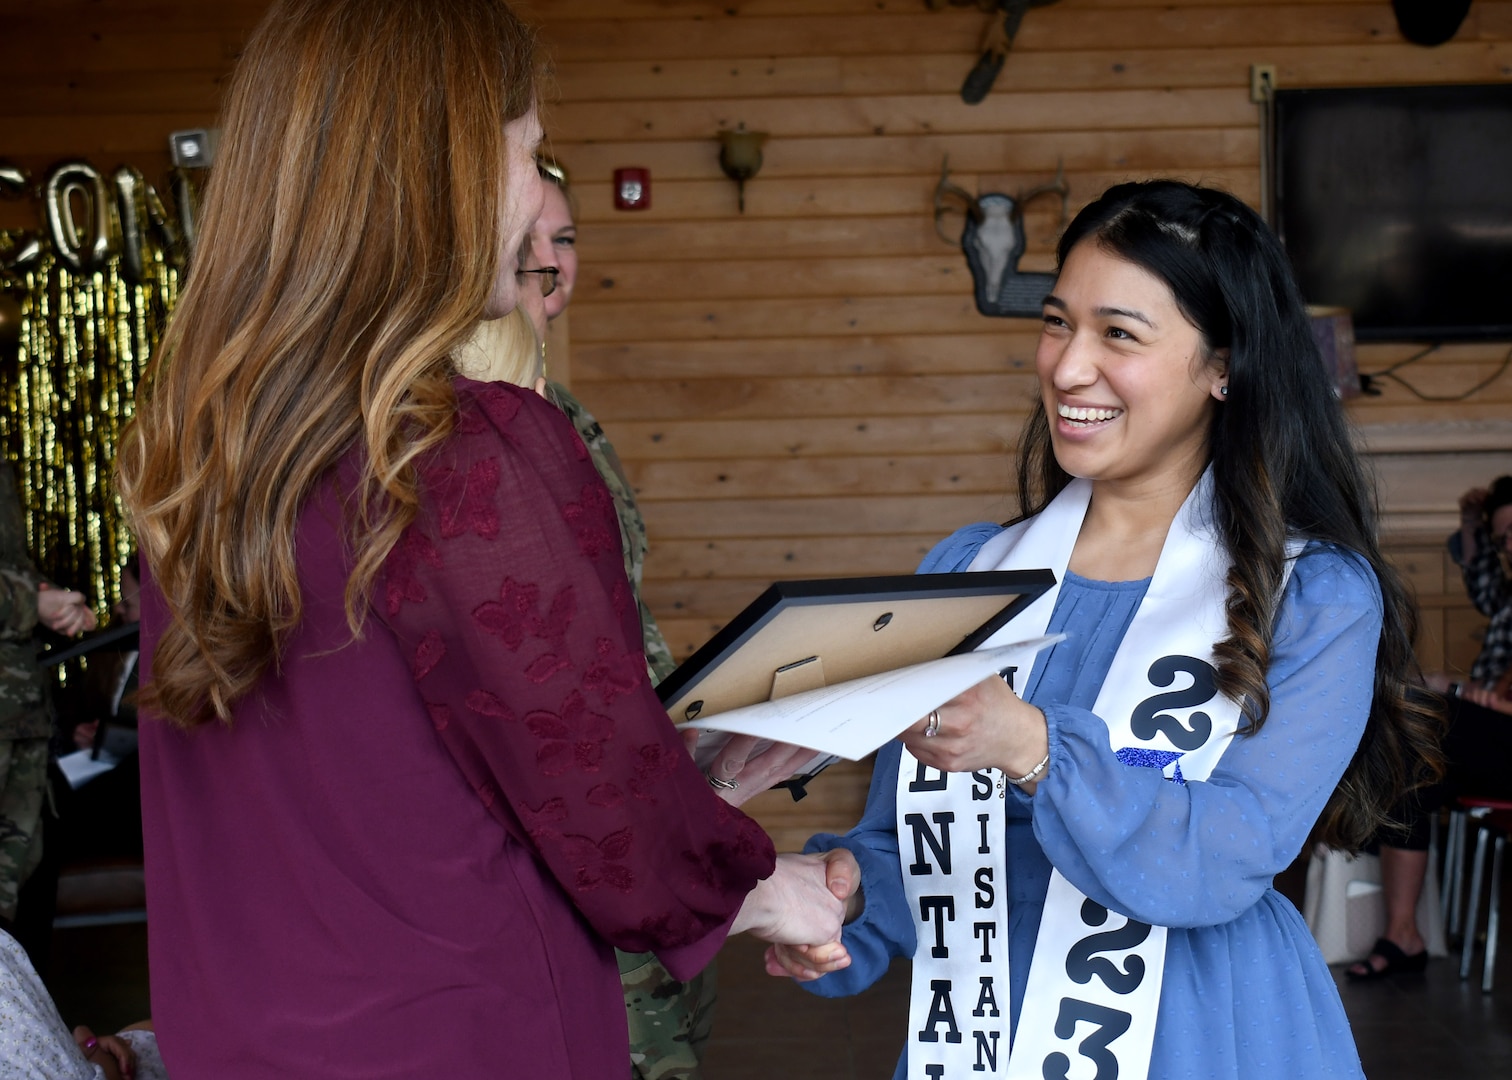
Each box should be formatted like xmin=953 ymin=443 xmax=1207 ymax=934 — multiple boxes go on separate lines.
xmin=1042 ymin=899 xmax=1153 ymax=1080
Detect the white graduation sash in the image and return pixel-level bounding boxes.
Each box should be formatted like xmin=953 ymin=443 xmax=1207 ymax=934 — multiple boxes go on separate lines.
xmin=897 ymin=475 xmax=1298 ymax=1080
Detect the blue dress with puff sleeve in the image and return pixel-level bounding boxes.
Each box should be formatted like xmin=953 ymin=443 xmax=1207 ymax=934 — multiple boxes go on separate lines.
xmin=802 ymin=523 xmax=1373 ymax=1079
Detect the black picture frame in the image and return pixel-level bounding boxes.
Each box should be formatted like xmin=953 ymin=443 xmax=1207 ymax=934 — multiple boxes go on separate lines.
xmin=657 ymin=570 xmax=1056 ymax=798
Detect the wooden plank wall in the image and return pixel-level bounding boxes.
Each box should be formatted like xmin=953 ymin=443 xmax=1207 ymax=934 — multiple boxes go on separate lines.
xmin=3 ymin=0 xmax=1511 ymax=847
xmin=529 ymin=0 xmax=1512 ymax=843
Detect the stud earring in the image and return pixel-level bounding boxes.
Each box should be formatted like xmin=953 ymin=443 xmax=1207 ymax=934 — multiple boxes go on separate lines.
xmin=1220 ymin=386 xmax=1229 ymax=397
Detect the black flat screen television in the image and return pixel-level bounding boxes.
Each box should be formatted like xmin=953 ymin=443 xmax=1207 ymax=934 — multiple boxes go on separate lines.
xmin=1273 ymin=83 xmax=1512 ymax=343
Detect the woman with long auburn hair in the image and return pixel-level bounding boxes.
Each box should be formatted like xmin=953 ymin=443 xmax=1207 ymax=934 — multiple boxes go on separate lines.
xmin=118 ymin=1 xmax=845 ymax=1074
xmin=768 ymin=180 xmax=1442 ymax=1080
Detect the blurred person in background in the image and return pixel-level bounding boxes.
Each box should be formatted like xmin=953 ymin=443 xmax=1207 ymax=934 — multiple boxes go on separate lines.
xmin=1 ymin=458 xmax=96 ymax=941
xmin=1349 ymin=477 xmax=1512 ymax=980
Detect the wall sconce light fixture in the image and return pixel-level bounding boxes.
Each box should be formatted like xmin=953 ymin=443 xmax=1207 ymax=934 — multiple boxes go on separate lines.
xmin=717 ymin=124 xmax=768 ymax=213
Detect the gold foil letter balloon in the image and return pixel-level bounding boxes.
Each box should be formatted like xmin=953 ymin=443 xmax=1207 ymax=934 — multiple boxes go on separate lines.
xmin=0 ymin=163 xmax=42 ymax=273
xmin=0 ymin=162 xmax=28 ymax=199
xmin=0 ymin=233 xmax=42 ymax=273
xmin=44 ymin=161 xmax=114 ymax=274
xmin=1 ymin=159 xmax=185 ymax=610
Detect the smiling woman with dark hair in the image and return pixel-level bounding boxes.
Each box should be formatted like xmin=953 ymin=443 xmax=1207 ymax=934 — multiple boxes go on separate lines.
xmin=766 ymin=180 xmax=1441 ymax=1080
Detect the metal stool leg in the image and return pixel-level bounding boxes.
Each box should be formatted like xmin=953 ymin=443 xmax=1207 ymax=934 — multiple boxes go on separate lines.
xmin=1461 ymin=827 xmax=1491 ymax=981
xmin=1447 ymin=810 xmax=1467 ymax=937
xmin=1483 ymin=832 xmax=1505 ymax=993
xmin=1439 ymin=810 xmax=1451 ymax=913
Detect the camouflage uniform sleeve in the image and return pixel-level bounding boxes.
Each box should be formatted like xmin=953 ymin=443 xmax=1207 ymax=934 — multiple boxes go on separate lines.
xmin=0 ymin=461 xmax=50 ymax=757
xmin=549 ymin=383 xmax=677 ymax=686
xmin=0 ymin=573 xmax=39 ymax=642
xmin=0 ymin=464 xmax=41 ymax=641
xmin=546 ymin=386 xmax=707 ymax=1079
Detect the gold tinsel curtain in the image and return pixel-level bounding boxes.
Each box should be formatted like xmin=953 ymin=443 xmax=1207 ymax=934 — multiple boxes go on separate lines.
xmin=0 ymin=237 xmax=180 ymax=617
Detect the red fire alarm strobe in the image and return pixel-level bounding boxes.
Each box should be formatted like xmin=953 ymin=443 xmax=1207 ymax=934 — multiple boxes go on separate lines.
xmin=613 ymin=167 xmax=651 ymax=210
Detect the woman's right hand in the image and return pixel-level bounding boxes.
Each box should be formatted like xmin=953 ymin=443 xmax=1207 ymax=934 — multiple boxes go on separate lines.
xmin=1458 ymin=486 xmax=1491 ymax=562
xmin=762 ymin=847 xmax=862 ymax=981
xmin=1461 ymin=683 xmax=1512 ymax=716
xmin=73 ymin=719 xmax=100 ymax=751
xmin=1460 ymin=486 xmax=1489 ymax=523
xmin=73 ymin=1026 xmax=135 ymax=1080
xmin=1422 ymin=671 xmax=1453 ymax=694
xmin=732 ymin=851 xmax=855 ymax=965
xmin=38 ymin=583 xmax=97 ymax=637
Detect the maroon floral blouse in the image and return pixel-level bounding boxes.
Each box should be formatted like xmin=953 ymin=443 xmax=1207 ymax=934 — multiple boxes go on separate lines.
xmin=138 ymin=379 xmax=774 ymax=1079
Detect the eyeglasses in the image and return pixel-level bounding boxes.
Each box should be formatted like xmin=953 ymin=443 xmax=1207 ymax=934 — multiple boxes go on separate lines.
xmin=536 ymin=155 xmax=569 ymax=189
xmin=516 ymin=265 xmax=559 ymax=297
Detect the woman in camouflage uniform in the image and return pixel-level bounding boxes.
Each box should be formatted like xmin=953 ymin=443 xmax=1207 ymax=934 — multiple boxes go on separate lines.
xmin=531 ymin=160 xmax=712 ymax=1080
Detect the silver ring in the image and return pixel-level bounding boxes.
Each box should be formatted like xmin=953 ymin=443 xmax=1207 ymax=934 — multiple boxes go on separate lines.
xmin=924 ymin=709 xmax=941 ymax=738
xmin=706 ymin=772 xmax=739 ymax=790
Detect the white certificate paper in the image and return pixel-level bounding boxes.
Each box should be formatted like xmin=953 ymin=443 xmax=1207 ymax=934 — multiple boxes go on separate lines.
xmin=56 ymin=748 xmax=120 ymax=789
xmin=683 ymin=635 xmax=1061 ymax=763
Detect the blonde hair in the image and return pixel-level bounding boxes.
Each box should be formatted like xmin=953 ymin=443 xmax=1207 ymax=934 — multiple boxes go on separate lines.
xmin=453 ymin=307 xmax=543 ymax=387
xmin=118 ymin=0 xmax=537 ymax=727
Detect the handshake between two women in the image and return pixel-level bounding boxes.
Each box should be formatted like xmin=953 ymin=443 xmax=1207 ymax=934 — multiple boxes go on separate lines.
xmin=695 ymin=730 xmax=861 ymax=984
xmin=735 ymin=847 xmax=859 ymax=984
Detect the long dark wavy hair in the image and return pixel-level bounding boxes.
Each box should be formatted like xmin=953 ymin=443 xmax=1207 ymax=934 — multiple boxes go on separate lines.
xmin=1016 ymin=179 xmax=1443 ymax=852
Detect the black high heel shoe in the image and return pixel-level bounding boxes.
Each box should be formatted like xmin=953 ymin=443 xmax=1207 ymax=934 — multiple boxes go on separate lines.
xmin=1345 ymin=937 xmax=1428 ymax=980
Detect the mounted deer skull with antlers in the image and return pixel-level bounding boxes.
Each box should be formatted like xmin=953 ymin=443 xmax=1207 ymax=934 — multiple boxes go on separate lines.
xmin=934 ymin=156 xmax=1069 ymax=318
